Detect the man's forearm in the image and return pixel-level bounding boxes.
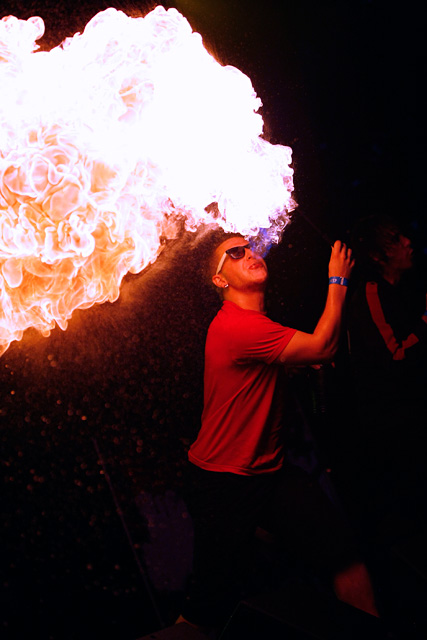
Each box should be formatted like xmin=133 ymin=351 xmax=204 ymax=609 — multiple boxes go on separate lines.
xmin=278 ymin=240 xmax=353 ymax=365
xmin=278 ymin=282 xmax=348 ymax=365
xmin=312 ymin=283 xmax=347 ymax=360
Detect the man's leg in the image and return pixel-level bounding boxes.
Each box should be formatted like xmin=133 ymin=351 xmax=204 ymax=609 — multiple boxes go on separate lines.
xmin=180 ymin=466 xmax=269 ymax=631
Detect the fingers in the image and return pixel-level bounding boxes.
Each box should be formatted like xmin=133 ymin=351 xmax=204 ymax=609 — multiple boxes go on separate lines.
xmin=329 ymin=240 xmax=355 ymax=279
xmin=332 ymin=240 xmax=353 ymax=260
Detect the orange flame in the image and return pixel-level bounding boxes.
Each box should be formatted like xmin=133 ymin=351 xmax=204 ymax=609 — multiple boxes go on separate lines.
xmin=0 ymin=6 xmax=296 ymax=355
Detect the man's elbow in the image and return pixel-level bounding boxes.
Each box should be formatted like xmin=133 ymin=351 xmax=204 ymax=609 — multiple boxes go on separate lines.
xmin=317 ymin=339 xmax=338 ymax=363
xmin=318 ymin=349 xmax=336 ymax=364
xmin=279 ymin=340 xmax=337 ymax=365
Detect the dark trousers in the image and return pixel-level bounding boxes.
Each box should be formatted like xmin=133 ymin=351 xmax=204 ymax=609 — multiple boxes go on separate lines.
xmin=181 ymin=463 xmax=359 ymax=627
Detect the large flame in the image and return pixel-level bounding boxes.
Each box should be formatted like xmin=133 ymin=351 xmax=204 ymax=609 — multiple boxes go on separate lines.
xmin=0 ymin=6 xmax=296 ymax=355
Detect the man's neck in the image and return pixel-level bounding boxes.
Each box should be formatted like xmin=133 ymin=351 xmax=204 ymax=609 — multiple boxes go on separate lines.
xmin=224 ymin=289 xmax=265 ymax=312
xmin=381 ymin=266 xmax=402 ymax=286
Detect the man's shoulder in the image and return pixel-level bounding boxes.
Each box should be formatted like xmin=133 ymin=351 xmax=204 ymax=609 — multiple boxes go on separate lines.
xmin=209 ymin=301 xmax=293 ymax=349
xmin=212 ymin=301 xmax=271 ymax=329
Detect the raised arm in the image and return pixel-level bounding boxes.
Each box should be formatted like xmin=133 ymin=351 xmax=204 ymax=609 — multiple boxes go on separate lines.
xmin=278 ymin=240 xmax=355 ymax=365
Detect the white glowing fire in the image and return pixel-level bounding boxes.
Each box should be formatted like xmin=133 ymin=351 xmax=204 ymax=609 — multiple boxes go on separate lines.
xmin=0 ymin=6 xmax=295 ymax=355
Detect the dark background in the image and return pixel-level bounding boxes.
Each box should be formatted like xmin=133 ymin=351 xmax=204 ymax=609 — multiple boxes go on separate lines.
xmin=1 ymin=1 xmax=425 ymax=638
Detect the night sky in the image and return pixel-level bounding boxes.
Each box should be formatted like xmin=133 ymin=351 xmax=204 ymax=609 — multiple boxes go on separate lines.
xmin=1 ymin=2 xmax=425 ymax=639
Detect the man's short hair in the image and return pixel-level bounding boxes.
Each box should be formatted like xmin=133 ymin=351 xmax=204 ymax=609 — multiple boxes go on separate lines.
xmin=204 ymin=230 xmax=245 ymax=288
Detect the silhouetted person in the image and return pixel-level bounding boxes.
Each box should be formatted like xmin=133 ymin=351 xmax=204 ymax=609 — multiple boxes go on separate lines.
xmin=330 ymin=216 xmax=427 ymax=637
xmin=346 ymin=215 xmax=427 ymax=544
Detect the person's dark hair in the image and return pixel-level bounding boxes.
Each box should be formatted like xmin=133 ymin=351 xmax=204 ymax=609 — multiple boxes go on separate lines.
xmin=350 ymin=214 xmax=402 ymax=276
xmin=203 ymin=229 xmax=245 ymax=290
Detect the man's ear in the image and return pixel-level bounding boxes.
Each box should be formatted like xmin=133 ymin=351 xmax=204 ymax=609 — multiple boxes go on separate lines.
xmin=212 ymin=273 xmax=228 ymax=289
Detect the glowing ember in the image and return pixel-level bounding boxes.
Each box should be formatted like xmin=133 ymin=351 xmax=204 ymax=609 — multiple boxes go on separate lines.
xmin=0 ymin=6 xmax=296 ymax=355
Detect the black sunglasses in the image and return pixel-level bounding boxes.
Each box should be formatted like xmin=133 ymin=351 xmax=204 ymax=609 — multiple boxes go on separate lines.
xmin=216 ymin=244 xmax=251 ymax=274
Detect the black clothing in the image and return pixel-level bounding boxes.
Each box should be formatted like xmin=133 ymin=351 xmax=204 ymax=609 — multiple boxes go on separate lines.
xmin=346 ymin=275 xmax=427 ymax=541
xmin=181 ymin=462 xmax=360 ymax=628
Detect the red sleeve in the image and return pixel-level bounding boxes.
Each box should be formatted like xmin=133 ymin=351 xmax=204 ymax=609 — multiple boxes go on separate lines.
xmin=228 ymin=313 xmax=296 ymax=364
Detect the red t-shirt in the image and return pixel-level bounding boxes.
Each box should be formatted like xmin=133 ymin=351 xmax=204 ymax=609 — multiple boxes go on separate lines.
xmin=188 ymin=301 xmax=296 ymax=475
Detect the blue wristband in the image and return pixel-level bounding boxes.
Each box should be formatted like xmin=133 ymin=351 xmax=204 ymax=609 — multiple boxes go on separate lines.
xmin=329 ymin=276 xmax=349 ymax=286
